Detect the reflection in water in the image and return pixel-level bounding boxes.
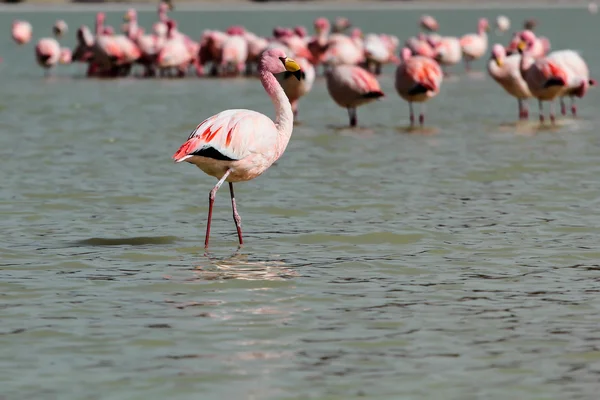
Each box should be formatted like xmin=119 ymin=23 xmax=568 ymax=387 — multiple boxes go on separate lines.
xmin=396 ymin=126 xmax=440 ymax=135
xmin=75 ymin=236 xmax=179 ymax=246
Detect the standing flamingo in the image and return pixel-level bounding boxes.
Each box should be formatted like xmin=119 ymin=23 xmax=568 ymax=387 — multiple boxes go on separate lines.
xmin=460 ymin=18 xmax=489 ymax=71
xmin=432 ymin=35 xmax=462 ymax=75
xmin=278 ymin=57 xmax=315 ymax=119
xmin=395 ymin=48 xmax=443 ymax=127
xmin=487 ymin=44 xmax=532 ymax=120
xmin=172 ymin=49 xmax=302 ymax=248
xmin=325 ymin=65 xmax=384 ymax=127
xmin=495 ymin=16 xmax=510 ymax=35
xmin=53 ymin=20 xmax=68 ymax=38
xmin=546 ymin=50 xmax=596 ymax=117
xmin=517 ymin=31 xmax=568 ymax=124
xmin=35 ymin=38 xmax=61 ymax=75
xmin=12 ymin=20 xmax=32 ymax=45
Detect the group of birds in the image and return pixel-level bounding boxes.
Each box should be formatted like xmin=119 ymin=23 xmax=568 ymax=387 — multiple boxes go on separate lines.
xmin=8 ymin=5 xmax=597 ymax=247
xmin=10 ymin=4 xmax=595 ymax=128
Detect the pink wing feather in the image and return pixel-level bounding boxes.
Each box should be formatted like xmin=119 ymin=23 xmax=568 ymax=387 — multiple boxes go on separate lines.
xmin=173 ymin=109 xmax=276 ymax=162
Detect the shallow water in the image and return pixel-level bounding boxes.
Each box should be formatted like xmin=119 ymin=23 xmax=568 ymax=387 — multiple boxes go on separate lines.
xmin=2 ymin=6 xmax=600 ymax=400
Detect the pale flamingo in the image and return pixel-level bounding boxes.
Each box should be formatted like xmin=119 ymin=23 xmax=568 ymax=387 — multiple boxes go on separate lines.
xmin=243 ymin=31 xmax=269 ymax=76
xmin=325 ymin=65 xmax=384 ymax=127
xmin=420 ymin=15 xmax=439 ymax=32
xmin=322 ymin=29 xmax=364 ymax=67
xmin=506 ymin=30 xmax=547 ymax=57
xmin=35 ymin=38 xmax=61 ymax=75
xmin=59 ymin=47 xmax=72 ymax=64
xmin=545 ymin=50 xmax=596 ymax=116
xmin=364 ymin=33 xmax=392 ymax=75
xmin=277 ymin=57 xmax=315 ymax=119
xmin=53 ymin=20 xmax=68 ymax=38
xmin=220 ymin=32 xmax=249 ymax=76
xmin=517 ymin=31 xmax=569 ymax=123
xmin=487 ymin=44 xmax=532 ymax=120
xmin=124 ymin=9 xmax=165 ymax=77
xmin=395 ymin=48 xmax=443 ymax=126
xmin=12 ymin=20 xmax=32 ymax=45
xmin=172 ymin=49 xmax=302 ymax=248
xmin=495 ymin=16 xmax=510 ymax=35
xmin=460 ymin=18 xmax=489 ymax=71
xmin=307 ymin=17 xmax=330 ymax=66
xmin=432 ymin=36 xmax=462 ymax=74
xmin=157 ymin=20 xmax=192 ymax=77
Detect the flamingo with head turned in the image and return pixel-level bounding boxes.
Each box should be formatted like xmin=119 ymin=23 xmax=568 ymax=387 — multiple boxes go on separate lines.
xmin=395 ymin=48 xmax=443 ymax=127
xmin=12 ymin=20 xmax=32 ymax=45
xmin=172 ymin=49 xmax=302 ymax=248
xmin=325 ymin=64 xmax=384 ymax=127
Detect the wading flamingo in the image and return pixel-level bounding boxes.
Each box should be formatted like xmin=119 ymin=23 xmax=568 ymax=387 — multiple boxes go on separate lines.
xmin=12 ymin=20 xmax=32 ymax=45
xmin=53 ymin=20 xmax=68 ymax=38
xmin=487 ymin=44 xmax=532 ymax=120
xmin=325 ymin=64 xmax=384 ymax=127
xmin=172 ymin=49 xmax=302 ymax=248
xmin=35 ymin=38 xmax=61 ymax=75
xmin=278 ymin=57 xmax=315 ymax=119
xmin=395 ymin=48 xmax=443 ymax=126
xmin=518 ymin=31 xmax=568 ymax=123
xmin=460 ymin=18 xmax=489 ymax=71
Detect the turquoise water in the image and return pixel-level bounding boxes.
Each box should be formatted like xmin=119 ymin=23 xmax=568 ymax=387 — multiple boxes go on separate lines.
xmin=1 ymin=5 xmax=600 ymax=400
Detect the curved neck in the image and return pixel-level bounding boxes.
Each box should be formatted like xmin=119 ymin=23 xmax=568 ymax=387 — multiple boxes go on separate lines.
xmin=128 ymin=18 xmax=138 ymax=39
xmin=95 ymin=19 xmax=103 ymax=36
xmin=259 ymin=67 xmax=293 ymax=158
xmin=488 ymin=59 xmax=506 ymax=79
xmin=519 ymin=51 xmax=533 ymax=78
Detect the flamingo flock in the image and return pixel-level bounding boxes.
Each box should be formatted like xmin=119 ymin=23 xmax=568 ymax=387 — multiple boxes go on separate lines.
xmin=8 ymin=7 xmax=597 ymax=246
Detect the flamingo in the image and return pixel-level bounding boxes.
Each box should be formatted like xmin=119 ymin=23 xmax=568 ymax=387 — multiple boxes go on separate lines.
xmin=322 ymin=29 xmax=364 ymax=67
xmin=332 ymin=17 xmax=352 ymax=34
xmin=157 ymin=20 xmax=192 ymax=77
xmin=432 ymin=36 xmax=462 ymax=75
xmin=325 ymin=64 xmax=384 ymax=127
xmin=307 ymin=17 xmax=330 ymax=67
xmin=420 ymin=15 xmax=439 ymax=32
xmin=487 ymin=44 xmax=532 ymax=120
xmin=395 ymin=48 xmax=443 ymax=127
xmin=35 ymin=38 xmax=61 ymax=75
xmin=172 ymin=49 xmax=302 ymax=248
xmin=12 ymin=20 xmax=32 ymax=45
xmin=53 ymin=20 xmax=68 ymax=38
xmin=517 ymin=31 xmax=569 ymax=124
xmin=495 ymin=16 xmax=510 ymax=35
xmin=364 ymin=33 xmax=393 ymax=75
xmin=59 ymin=47 xmax=72 ymax=64
xmin=460 ymin=18 xmax=489 ymax=71
xmin=545 ymin=50 xmax=596 ymax=117
xmin=220 ymin=29 xmax=249 ymax=76
xmin=278 ymin=57 xmax=315 ymax=119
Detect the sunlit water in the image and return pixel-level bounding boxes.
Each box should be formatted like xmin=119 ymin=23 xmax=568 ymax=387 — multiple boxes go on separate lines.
xmin=1 ymin=6 xmax=600 ymax=400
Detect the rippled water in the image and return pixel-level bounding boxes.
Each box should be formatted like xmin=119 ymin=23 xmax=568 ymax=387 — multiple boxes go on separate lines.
xmin=1 ymin=5 xmax=600 ymax=400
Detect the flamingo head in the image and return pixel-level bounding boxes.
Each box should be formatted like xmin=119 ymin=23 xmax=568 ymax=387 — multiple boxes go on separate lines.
xmin=294 ymin=26 xmax=307 ymax=38
xmin=400 ymin=47 xmax=412 ymax=62
xmin=524 ymin=18 xmax=537 ymax=30
xmin=350 ymin=28 xmax=363 ymax=40
xmin=123 ymin=8 xmax=137 ymax=22
xmin=426 ymin=33 xmax=441 ymax=47
xmin=491 ymin=44 xmax=506 ymax=67
xmin=226 ymin=25 xmax=246 ymax=36
xmin=260 ymin=48 xmax=302 ymax=80
xmin=96 ymin=12 xmax=105 ymax=25
xmin=420 ymin=15 xmax=439 ymax=32
xmin=314 ymin=17 xmax=330 ymax=34
xmin=77 ymin=25 xmax=94 ymax=47
xmin=160 ymin=0 xmax=173 ymax=11
xmin=517 ymin=30 xmax=536 ymax=53
xmin=333 ymin=17 xmax=351 ymax=33
xmin=478 ymin=18 xmax=490 ymax=33
xmin=53 ymin=20 xmax=68 ymax=38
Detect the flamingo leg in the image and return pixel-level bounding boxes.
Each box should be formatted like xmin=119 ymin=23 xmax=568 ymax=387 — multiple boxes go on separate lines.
xmin=229 ymin=182 xmax=243 ymax=246
xmin=348 ymin=108 xmax=357 ymax=127
xmin=538 ymin=100 xmax=544 ymax=124
xmin=409 ymin=102 xmax=415 ymax=126
xmin=560 ymin=97 xmax=566 ymax=116
xmin=518 ymin=99 xmax=523 ymax=120
xmin=570 ymin=96 xmax=577 ymax=117
xmin=419 ymin=103 xmax=426 ymax=126
xmin=523 ymin=101 xmax=529 ymax=119
xmin=205 ymin=169 xmax=232 ymax=248
xmin=549 ymin=101 xmax=556 ymax=124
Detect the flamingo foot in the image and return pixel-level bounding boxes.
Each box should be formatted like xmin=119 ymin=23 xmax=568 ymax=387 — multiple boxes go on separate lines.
xmin=560 ymin=101 xmax=566 ymax=116
xmin=539 ymin=114 xmax=544 ymax=124
xmin=571 ymin=105 xmax=577 ymax=117
xmin=419 ymin=114 xmax=425 ymax=126
xmin=409 ymin=114 xmax=415 ymax=127
xmin=550 ymin=114 xmax=556 ymax=124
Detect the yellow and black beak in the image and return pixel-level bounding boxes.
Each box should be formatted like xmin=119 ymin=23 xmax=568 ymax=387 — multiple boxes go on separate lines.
xmin=280 ymin=57 xmax=303 ymax=81
xmin=517 ymin=41 xmax=526 ymax=53
xmin=495 ymin=57 xmax=504 ymax=67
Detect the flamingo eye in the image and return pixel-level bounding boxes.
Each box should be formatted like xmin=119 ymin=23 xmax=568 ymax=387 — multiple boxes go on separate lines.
xmin=279 ymin=56 xmax=286 ymax=64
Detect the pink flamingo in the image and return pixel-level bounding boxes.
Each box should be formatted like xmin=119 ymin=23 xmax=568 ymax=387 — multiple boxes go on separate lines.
xmin=53 ymin=20 xmax=68 ymax=38
xmin=172 ymin=49 xmax=302 ymax=248
xmin=124 ymin=9 xmax=164 ymax=77
xmin=307 ymin=17 xmax=330 ymax=66
xmin=487 ymin=44 xmax=532 ymax=120
xmin=12 ymin=20 xmax=32 ymax=45
xmin=59 ymin=47 xmax=72 ymax=64
xmin=157 ymin=20 xmax=192 ymax=77
xmin=420 ymin=15 xmax=439 ymax=32
xmin=322 ymin=28 xmax=364 ymax=67
xmin=364 ymin=33 xmax=393 ymax=75
xmin=220 ymin=27 xmax=249 ymax=76
xmin=432 ymin=35 xmax=462 ymax=74
xmin=460 ymin=18 xmax=489 ymax=71
xmin=506 ymin=30 xmax=547 ymax=57
xmin=517 ymin=31 xmax=569 ymax=123
xmin=278 ymin=57 xmax=316 ymax=119
xmin=35 ymin=38 xmax=61 ymax=75
xmin=495 ymin=16 xmax=510 ymax=35
xmin=325 ymin=64 xmax=385 ymax=127
xmin=546 ymin=50 xmax=596 ymax=116
xmin=405 ymin=34 xmax=435 ymax=58
xmin=395 ymin=48 xmax=443 ymax=126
